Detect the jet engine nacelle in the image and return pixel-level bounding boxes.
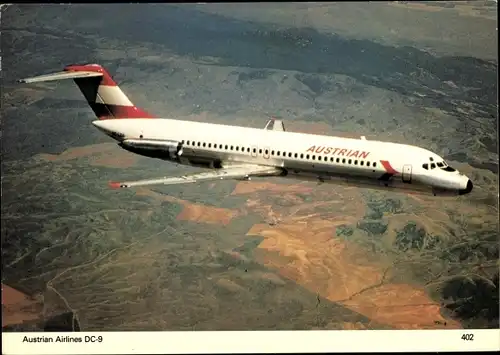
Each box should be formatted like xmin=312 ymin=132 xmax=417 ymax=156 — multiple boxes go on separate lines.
xmin=120 ymin=139 xmax=183 ymax=159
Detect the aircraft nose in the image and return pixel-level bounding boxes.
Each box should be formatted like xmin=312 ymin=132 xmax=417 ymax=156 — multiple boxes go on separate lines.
xmin=459 ymin=179 xmax=473 ymax=195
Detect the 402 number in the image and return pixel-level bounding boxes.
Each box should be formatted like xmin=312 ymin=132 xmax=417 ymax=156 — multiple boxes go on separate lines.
xmin=461 ymin=334 xmax=474 ymax=341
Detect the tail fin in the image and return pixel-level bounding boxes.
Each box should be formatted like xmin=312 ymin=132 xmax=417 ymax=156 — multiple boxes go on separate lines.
xmin=19 ymin=63 xmax=155 ymax=120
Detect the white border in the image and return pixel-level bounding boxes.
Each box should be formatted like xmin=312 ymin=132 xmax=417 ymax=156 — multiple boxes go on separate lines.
xmin=2 ymin=330 xmax=500 ymax=354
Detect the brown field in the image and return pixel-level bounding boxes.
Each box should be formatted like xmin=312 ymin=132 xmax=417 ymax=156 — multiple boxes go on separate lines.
xmin=89 ymin=153 xmax=137 ymax=169
xmin=231 ymin=181 xmax=314 ymax=196
xmin=39 ymin=143 xmax=116 ymax=161
xmin=343 ymin=283 xmax=461 ymax=329
xmin=2 ymin=284 xmax=43 ymax=327
xmin=38 ymin=143 xmax=138 ymax=168
xmin=247 ymin=218 xmax=460 ymax=329
xmin=135 ymin=188 xmax=239 ymax=225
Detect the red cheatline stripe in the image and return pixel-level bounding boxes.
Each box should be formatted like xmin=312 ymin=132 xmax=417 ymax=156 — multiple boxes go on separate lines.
xmin=380 ymin=160 xmax=398 ymax=174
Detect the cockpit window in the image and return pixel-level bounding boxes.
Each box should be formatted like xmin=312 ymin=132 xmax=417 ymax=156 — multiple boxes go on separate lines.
xmin=425 ymin=158 xmax=455 ymax=172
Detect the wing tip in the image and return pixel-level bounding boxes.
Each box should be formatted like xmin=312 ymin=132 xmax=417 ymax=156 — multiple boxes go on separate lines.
xmin=108 ymin=181 xmax=124 ymax=189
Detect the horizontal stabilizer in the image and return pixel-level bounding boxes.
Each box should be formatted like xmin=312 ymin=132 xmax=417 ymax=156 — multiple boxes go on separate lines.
xmin=264 ymin=118 xmax=286 ymax=131
xmin=18 ymin=71 xmax=103 ymax=84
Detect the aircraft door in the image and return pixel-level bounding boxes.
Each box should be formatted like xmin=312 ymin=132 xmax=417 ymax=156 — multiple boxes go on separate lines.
xmin=251 ymin=146 xmax=258 ymax=158
xmin=263 ymin=147 xmax=270 ymax=159
xmin=402 ymin=164 xmax=412 ymax=183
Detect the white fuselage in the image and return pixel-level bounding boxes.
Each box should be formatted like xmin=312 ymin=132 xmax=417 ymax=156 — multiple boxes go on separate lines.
xmin=93 ymin=118 xmax=473 ymax=196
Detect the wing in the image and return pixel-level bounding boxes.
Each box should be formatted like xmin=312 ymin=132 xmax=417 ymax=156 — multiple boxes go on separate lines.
xmin=108 ymin=164 xmax=283 ymax=189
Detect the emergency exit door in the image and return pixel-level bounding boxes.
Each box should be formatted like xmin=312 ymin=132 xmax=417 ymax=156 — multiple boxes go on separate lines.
xmin=402 ymin=164 xmax=412 ymax=183
xmin=251 ymin=146 xmax=258 ymax=158
xmin=263 ymin=147 xmax=270 ymax=159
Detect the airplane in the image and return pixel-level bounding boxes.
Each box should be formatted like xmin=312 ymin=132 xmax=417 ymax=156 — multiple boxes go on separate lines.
xmin=18 ymin=63 xmax=473 ymax=196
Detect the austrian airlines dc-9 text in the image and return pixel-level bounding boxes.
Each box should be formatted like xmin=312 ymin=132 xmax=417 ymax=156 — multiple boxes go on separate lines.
xmin=19 ymin=64 xmax=473 ymax=197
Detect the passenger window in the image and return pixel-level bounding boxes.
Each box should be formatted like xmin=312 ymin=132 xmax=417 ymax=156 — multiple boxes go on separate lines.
xmin=300 ymin=154 xmax=304 ymax=159
xmin=265 ymin=149 xmax=269 ymax=155
xmin=348 ymin=159 xmax=352 ymax=164
xmin=422 ymin=163 xmax=428 ymax=170
xmin=252 ymin=148 xmax=256 ymax=153
xmin=208 ymin=143 xmax=212 ymax=148
xmin=324 ymin=156 xmax=328 ymax=162
xmin=360 ymin=161 xmax=364 ymax=166
xmin=277 ymin=151 xmax=280 ymax=156
xmin=197 ymin=142 xmax=201 ymax=147
xmin=225 ymin=145 xmax=228 ymax=150
xmin=336 ymin=158 xmax=340 ymax=163
xmin=294 ymin=153 xmax=298 ymax=158
xmin=259 ymin=149 xmax=262 ymax=154
xmin=342 ymin=159 xmax=346 ymax=163
xmin=203 ymin=143 xmax=206 ymax=147
xmin=186 ymin=141 xmax=190 ymax=145
xmin=288 ymin=152 xmax=292 ymax=158
xmin=373 ymin=162 xmax=377 ymax=167
xmin=312 ymin=155 xmax=316 ymax=160
xmin=230 ymin=146 xmax=233 ymax=150
xmin=306 ymin=155 xmax=310 ymax=159
xmin=330 ymin=157 xmax=334 ymax=162
xmin=431 ymin=163 xmax=436 ymax=169
xmin=366 ymin=161 xmax=370 ymax=167
xmin=354 ymin=160 xmax=358 ymax=165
